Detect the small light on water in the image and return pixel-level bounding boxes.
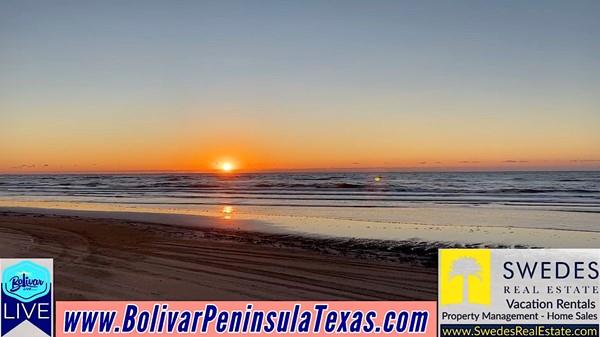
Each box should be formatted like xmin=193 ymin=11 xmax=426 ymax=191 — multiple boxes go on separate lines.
xmin=374 ymin=176 xmax=382 ymax=182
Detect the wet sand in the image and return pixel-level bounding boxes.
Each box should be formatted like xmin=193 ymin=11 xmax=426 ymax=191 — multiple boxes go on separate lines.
xmin=0 ymin=210 xmax=437 ymax=300
xmin=3 ymin=201 xmax=598 ymax=248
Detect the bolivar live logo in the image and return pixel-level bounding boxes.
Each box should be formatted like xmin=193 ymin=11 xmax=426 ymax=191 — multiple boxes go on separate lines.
xmin=1 ymin=259 xmax=53 ymax=337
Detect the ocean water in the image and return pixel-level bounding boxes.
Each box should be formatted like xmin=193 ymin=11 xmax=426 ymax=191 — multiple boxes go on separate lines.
xmin=1 ymin=171 xmax=599 ymax=246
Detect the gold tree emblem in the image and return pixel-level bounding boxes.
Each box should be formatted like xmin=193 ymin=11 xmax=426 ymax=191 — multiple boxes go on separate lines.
xmin=450 ymin=257 xmax=482 ymax=304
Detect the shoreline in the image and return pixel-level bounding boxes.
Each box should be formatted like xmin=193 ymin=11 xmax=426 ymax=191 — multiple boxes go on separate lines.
xmin=0 ymin=209 xmax=437 ymax=300
xmin=1 ymin=202 xmax=599 ymax=248
xmin=0 ymin=206 xmax=444 ymax=265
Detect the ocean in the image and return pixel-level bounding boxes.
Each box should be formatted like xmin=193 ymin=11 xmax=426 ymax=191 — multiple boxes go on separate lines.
xmin=1 ymin=171 xmax=599 ymax=246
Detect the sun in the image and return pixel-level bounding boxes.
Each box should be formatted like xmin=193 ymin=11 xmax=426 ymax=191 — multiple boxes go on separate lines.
xmin=221 ymin=162 xmax=234 ymax=172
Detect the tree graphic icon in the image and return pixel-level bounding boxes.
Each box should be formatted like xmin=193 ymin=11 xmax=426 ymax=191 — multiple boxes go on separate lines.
xmin=450 ymin=257 xmax=482 ymax=304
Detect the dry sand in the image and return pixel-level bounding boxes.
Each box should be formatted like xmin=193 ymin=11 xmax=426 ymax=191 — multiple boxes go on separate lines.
xmin=0 ymin=210 xmax=437 ymax=300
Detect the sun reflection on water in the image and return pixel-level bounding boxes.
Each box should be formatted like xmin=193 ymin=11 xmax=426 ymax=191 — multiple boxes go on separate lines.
xmin=222 ymin=205 xmax=234 ymax=219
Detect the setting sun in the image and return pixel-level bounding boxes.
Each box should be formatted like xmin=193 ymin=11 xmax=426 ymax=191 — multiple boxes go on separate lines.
xmin=221 ymin=162 xmax=234 ymax=172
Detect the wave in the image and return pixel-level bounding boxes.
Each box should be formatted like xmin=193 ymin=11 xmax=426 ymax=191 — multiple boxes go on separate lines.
xmin=1 ymin=184 xmax=599 ymax=195
xmin=252 ymin=182 xmax=366 ymax=189
xmin=495 ymin=188 xmax=598 ymax=194
xmin=2 ymin=172 xmax=599 ymax=205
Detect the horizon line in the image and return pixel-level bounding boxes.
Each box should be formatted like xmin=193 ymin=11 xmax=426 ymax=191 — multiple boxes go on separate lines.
xmin=1 ymin=167 xmax=599 ymax=175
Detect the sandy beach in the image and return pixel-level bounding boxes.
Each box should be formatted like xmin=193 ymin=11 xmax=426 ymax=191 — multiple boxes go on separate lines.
xmin=0 ymin=209 xmax=437 ymax=301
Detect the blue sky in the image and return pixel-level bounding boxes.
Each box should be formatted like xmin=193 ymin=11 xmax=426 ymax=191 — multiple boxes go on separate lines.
xmin=1 ymin=0 xmax=599 ymax=171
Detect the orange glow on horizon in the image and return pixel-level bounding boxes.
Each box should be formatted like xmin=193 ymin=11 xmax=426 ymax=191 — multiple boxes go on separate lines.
xmin=2 ymin=157 xmax=600 ymax=173
xmin=1 ymin=138 xmax=599 ymax=173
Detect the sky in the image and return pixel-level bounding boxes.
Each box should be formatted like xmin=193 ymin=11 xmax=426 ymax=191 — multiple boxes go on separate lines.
xmin=1 ymin=0 xmax=599 ymax=173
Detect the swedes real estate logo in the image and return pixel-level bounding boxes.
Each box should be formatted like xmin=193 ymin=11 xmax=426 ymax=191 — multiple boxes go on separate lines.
xmin=439 ymin=249 xmax=599 ymax=337
xmin=1 ymin=259 xmax=53 ymax=337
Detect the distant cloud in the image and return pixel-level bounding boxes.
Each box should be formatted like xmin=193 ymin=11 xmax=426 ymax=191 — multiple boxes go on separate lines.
xmin=504 ymin=160 xmax=529 ymax=163
xmin=570 ymin=159 xmax=600 ymax=163
xmin=10 ymin=164 xmax=36 ymax=169
xmin=457 ymin=160 xmax=480 ymax=164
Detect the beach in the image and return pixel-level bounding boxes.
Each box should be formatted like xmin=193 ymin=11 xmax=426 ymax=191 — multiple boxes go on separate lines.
xmin=0 ymin=209 xmax=437 ymax=301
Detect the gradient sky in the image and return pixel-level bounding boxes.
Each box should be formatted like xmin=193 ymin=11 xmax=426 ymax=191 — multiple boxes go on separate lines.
xmin=1 ymin=0 xmax=599 ymax=172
